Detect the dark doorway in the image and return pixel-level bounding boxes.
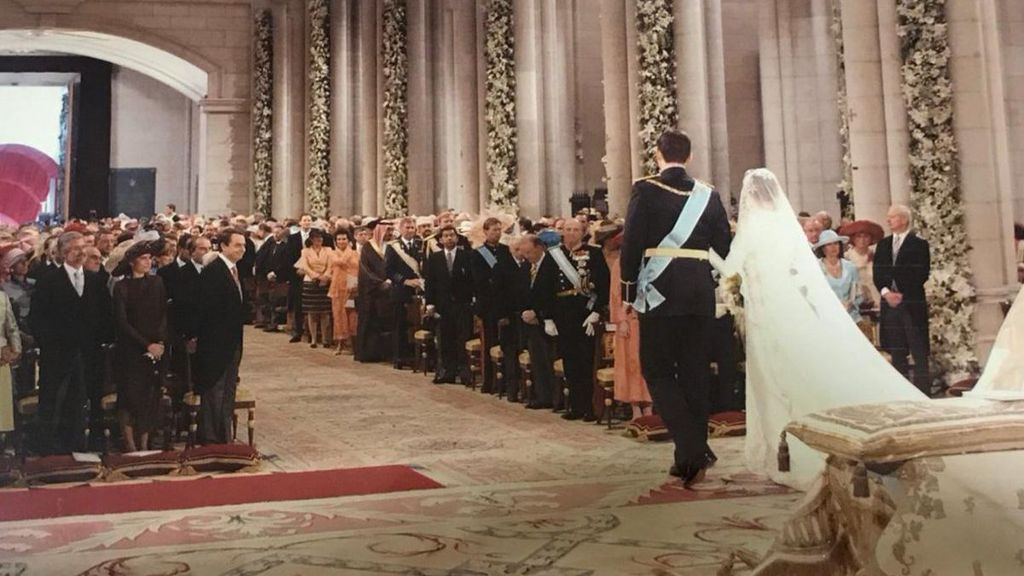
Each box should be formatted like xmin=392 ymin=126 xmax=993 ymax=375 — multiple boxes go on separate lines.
xmin=109 ymin=167 xmax=155 ymax=219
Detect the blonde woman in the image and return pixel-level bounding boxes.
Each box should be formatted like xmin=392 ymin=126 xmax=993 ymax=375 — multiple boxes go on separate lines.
xmin=295 ymin=229 xmax=335 ymax=348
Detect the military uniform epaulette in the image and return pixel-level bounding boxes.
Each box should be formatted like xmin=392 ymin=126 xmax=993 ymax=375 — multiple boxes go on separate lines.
xmin=635 ymin=175 xmax=691 ymax=197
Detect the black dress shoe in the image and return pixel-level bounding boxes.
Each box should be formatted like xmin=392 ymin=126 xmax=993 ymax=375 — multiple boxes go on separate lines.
xmin=526 ymin=402 xmax=552 ymax=410
xmin=581 ymin=413 xmax=597 ymax=423
xmin=561 ymin=412 xmax=583 ymax=421
xmin=289 ymin=335 xmax=302 ymax=343
xmin=683 ymin=466 xmax=708 ymax=488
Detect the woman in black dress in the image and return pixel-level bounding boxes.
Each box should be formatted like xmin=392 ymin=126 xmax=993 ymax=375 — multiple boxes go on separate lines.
xmin=112 ymin=241 xmax=168 ymax=452
xmin=356 ymin=221 xmax=393 ymax=362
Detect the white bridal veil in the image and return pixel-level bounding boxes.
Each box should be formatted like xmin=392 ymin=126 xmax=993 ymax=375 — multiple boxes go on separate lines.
xmin=719 ymin=169 xmax=925 ymax=490
xmin=968 ymin=288 xmax=1024 ymax=400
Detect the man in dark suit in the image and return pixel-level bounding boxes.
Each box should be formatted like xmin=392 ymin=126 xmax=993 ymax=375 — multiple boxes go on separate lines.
xmin=550 ymin=219 xmax=610 ymax=421
xmin=195 ymin=229 xmax=247 ymax=445
xmin=424 ymin=225 xmax=474 ymax=384
xmin=873 ymin=205 xmax=931 ymax=394
xmin=621 ymin=130 xmax=732 ymax=487
xmin=519 ymin=235 xmax=559 ymax=409
xmin=471 ymin=217 xmax=518 ymax=394
xmin=254 ymin=224 xmax=291 ymax=331
xmin=29 ymin=231 xmax=112 ymax=454
xmin=385 ymin=217 xmax=425 ymax=370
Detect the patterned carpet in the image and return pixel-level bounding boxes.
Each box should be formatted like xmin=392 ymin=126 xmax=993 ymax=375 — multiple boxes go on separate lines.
xmin=0 ymin=328 xmax=798 ymax=575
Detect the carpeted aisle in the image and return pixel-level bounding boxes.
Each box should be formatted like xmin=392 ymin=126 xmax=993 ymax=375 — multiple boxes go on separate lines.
xmin=0 ymin=466 xmax=442 ymax=521
xmin=0 ymin=327 xmax=795 ymax=575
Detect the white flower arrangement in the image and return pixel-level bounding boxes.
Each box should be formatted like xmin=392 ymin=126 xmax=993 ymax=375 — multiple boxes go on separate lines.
xmin=831 ymin=0 xmax=854 ymax=221
xmin=252 ymin=9 xmax=274 ymax=217
xmin=636 ymin=0 xmax=678 ymax=175
xmin=307 ymin=0 xmax=331 ymax=219
xmin=896 ymin=0 xmax=978 ymax=377
xmin=484 ymin=0 xmax=518 ymax=212
xmin=382 ymin=0 xmax=409 ymax=218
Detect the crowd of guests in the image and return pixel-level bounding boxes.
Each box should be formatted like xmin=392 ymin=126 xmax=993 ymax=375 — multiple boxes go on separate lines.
xmin=0 ymin=190 xmax=943 ymax=456
xmin=801 ymin=205 xmax=933 ymax=394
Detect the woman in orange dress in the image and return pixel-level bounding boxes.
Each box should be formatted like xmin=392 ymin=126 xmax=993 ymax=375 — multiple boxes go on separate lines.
xmin=604 ymin=226 xmax=652 ymax=420
xmin=329 ymin=229 xmax=360 ymax=355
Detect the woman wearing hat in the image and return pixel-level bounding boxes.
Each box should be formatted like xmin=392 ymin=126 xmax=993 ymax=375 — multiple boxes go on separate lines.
xmin=111 ymin=240 xmax=168 ymax=452
xmin=2 ymin=248 xmax=34 ymax=396
xmin=839 ymin=220 xmax=884 ymax=310
xmin=813 ymin=229 xmax=863 ymax=323
xmin=600 ymin=222 xmax=652 ymax=420
xmin=295 ymin=228 xmax=335 ymax=348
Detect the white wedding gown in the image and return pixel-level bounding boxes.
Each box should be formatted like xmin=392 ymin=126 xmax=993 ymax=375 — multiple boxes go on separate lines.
xmin=720 ymin=169 xmax=925 ymax=490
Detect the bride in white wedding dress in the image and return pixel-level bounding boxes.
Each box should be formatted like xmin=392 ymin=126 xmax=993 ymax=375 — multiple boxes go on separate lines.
xmin=719 ymin=169 xmax=925 ymax=490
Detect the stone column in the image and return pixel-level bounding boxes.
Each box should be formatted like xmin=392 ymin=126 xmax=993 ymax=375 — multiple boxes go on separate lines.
xmin=600 ymin=0 xmax=633 ymax=217
xmin=271 ymin=0 xmax=305 ymax=219
xmin=355 ymin=0 xmax=379 ymax=215
xmin=407 ymin=0 xmax=435 ymax=214
xmin=625 ymin=0 xmax=643 ymax=178
xmin=705 ymin=0 xmax=732 ymax=199
xmin=541 ymin=0 xmax=575 ymax=215
xmin=197 ymin=99 xmax=251 ymax=214
xmin=947 ymin=0 xmax=1018 ymax=361
xmin=876 ymin=0 xmax=912 ymax=208
xmin=453 ymin=0 xmax=481 ymax=213
xmin=674 ymin=0 xmax=712 ymax=180
xmin=330 ymin=0 xmax=356 ymax=216
xmin=841 ymin=0 xmax=892 ymax=226
xmin=514 ymin=0 xmax=546 ymax=216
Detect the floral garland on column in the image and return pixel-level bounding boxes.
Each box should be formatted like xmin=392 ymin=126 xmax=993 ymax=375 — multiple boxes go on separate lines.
xmin=484 ymin=0 xmax=518 ymax=212
xmin=831 ymin=0 xmax=854 ymax=221
xmin=382 ymin=0 xmax=409 ymax=218
xmin=896 ymin=0 xmax=978 ymax=377
xmin=636 ymin=0 xmax=678 ymax=175
xmin=252 ymin=9 xmax=274 ymax=217
xmin=307 ymin=0 xmax=331 ymax=218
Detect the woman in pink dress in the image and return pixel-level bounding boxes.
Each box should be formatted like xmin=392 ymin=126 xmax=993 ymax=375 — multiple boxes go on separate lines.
xmin=329 ymin=229 xmax=360 ymax=355
xmin=603 ymin=225 xmax=652 ymax=420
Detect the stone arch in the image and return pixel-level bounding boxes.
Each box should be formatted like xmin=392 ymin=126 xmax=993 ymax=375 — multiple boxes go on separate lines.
xmin=0 ymin=16 xmax=221 ymax=101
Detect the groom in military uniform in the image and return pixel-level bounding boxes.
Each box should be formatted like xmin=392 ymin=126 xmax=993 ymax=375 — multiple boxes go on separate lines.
xmin=621 ymin=130 xmax=732 ymax=487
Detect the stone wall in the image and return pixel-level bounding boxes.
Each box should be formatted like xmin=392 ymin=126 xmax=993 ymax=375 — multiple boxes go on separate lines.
xmin=0 ymin=0 xmax=252 ymax=216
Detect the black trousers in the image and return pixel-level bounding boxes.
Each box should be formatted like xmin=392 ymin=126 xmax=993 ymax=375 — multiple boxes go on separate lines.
xmin=881 ymin=303 xmax=930 ymax=394
xmin=524 ymin=322 xmax=555 ymax=406
xmin=288 ymin=278 xmax=304 ymax=337
xmin=481 ymin=315 xmax=500 ymax=392
xmin=437 ymin=303 xmax=473 ymax=377
xmin=639 ymin=314 xmax=712 ymax=470
xmin=708 ymin=314 xmax=741 ymax=412
xmin=37 ymin=350 xmax=89 ymax=454
xmin=392 ymin=302 xmax=413 ymax=366
xmin=500 ymin=319 xmax=521 ymax=396
xmin=553 ymin=300 xmax=595 ymax=416
xmin=199 ymin=348 xmax=241 ymax=445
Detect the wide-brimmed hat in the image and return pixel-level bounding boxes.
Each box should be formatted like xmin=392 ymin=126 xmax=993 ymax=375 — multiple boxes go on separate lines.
xmin=812 ymin=229 xmax=849 ymax=250
xmin=838 ymin=219 xmax=884 ymax=245
xmin=593 ymin=221 xmax=624 ymax=245
xmin=1 ymin=248 xmax=27 ymax=270
xmin=109 ymin=239 xmax=165 ymax=277
xmin=304 ymin=228 xmax=326 ymax=247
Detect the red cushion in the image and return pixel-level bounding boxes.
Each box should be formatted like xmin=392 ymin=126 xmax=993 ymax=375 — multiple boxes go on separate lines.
xmin=625 ymin=414 xmax=672 ymax=442
xmin=183 ymin=444 xmax=260 ymax=473
xmin=709 ymin=410 xmax=746 ymax=437
xmin=103 ymin=451 xmax=182 ymax=478
xmin=21 ymin=455 xmax=103 ymax=485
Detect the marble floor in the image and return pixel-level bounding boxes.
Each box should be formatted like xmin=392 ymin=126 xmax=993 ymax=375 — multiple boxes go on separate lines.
xmin=0 ymin=328 xmax=797 ymax=575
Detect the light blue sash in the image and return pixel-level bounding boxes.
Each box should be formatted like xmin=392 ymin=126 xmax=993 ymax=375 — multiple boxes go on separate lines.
xmin=634 ymin=181 xmax=713 ymax=313
xmin=476 ymin=245 xmax=498 ymax=269
xmin=548 ymin=246 xmax=581 ymax=290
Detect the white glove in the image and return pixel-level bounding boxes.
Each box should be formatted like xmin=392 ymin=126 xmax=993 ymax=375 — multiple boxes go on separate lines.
xmin=267 ymin=271 xmax=276 ymax=281
xmin=544 ymin=319 xmax=558 ymax=337
xmin=582 ymin=312 xmax=601 ymax=337
xmin=425 ymin=304 xmax=435 ymax=315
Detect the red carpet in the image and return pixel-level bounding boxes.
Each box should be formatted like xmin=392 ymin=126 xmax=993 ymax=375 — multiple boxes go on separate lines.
xmin=0 ymin=465 xmax=443 ymax=522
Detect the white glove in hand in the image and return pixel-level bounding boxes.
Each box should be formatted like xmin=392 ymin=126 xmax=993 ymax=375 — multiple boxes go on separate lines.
xmin=544 ymin=319 xmax=559 ymax=337
xmin=582 ymin=312 xmax=601 ymax=337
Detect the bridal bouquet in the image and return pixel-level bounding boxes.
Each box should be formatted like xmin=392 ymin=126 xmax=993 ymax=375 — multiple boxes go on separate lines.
xmin=720 ymin=273 xmax=745 ymax=340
